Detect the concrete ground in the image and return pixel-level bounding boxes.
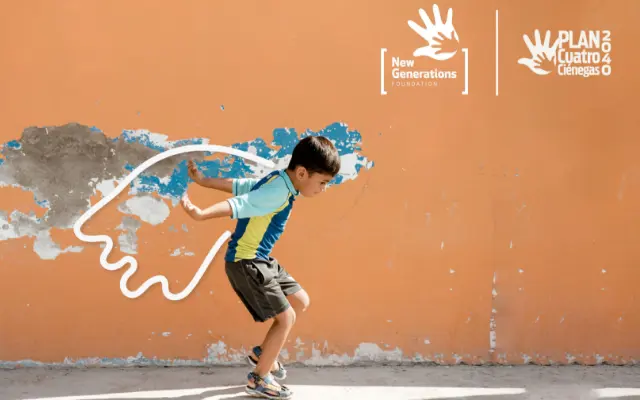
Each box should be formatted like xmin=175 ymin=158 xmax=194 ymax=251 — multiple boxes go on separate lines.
xmin=1 ymin=365 xmax=640 ymax=400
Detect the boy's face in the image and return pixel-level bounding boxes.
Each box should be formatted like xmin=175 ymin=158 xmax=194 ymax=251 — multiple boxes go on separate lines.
xmin=294 ymin=167 xmax=334 ymax=197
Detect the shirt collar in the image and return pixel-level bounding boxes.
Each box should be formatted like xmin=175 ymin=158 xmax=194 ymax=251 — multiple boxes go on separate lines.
xmin=279 ymin=170 xmax=300 ymax=197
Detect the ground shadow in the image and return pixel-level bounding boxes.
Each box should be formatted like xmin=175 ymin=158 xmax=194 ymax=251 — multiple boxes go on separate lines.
xmin=410 ymin=397 xmax=525 ymax=400
xmin=95 ymin=386 xmax=245 ymax=400
xmin=5 ymin=365 xmax=640 ymax=400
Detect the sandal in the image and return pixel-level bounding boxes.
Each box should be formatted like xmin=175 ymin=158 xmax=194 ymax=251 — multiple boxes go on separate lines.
xmin=245 ymin=371 xmax=293 ymax=399
xmin=247 ymin=345 xmax=287 ymax=380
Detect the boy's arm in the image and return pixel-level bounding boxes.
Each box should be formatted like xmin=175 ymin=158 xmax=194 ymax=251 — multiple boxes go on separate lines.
xmin=181 ymin=195 xmax=232 ymax=221
xmin=194 ymin=177 xmax=234 ymax=193
xmin=187 ymin=160 xmax=259 ymax=194
xmin=187 ymin=159 xmax=233 ymax=193
xmin=226 ymin=180 xmax=287 ymax=219
xmin=232 ymin=177 xmax=260 ymax=196
xmin=181 ymin=179 xmax=286 ymax=221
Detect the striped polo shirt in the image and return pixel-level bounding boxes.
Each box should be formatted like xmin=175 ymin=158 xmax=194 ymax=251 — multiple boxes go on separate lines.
xmin=224 ymin=170 xmax=299 ymax=262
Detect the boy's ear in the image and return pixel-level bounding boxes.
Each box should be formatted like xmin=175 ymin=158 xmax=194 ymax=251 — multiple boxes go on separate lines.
xmin=295 ymin=165 xmax=309 ymax=180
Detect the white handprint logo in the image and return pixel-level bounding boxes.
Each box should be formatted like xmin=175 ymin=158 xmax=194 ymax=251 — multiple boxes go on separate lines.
xmin=408 ymin=4 xmax=459 ymax=61
xmin=73 ymin=143 xmax=274 ymax=301
xmin=518 ymin=29 xmax=561 ymax=75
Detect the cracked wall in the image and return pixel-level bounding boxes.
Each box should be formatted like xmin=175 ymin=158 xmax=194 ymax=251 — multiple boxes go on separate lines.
xmin=1 ymin=0 xmax=639 ymax=367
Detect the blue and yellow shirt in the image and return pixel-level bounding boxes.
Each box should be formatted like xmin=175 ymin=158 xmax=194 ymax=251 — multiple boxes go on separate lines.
xmin=224 ymin=170 xmax=299 ymax=262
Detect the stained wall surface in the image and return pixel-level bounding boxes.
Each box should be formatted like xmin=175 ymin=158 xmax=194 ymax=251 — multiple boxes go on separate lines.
xmin=1 ymin=0 xmax=639 ymax=366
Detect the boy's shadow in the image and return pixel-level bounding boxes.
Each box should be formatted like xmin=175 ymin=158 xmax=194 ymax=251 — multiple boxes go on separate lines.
xmin=87 ymin=386 xmax=253 ymax=400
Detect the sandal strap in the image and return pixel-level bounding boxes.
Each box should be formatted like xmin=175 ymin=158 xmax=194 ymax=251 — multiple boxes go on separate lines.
xmin=248 ymin=372 xmax=290 ymax=396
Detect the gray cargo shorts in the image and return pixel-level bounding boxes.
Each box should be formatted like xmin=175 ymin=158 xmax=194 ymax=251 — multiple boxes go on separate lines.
xmin=225 ymin=257 xmax=302 ymax=323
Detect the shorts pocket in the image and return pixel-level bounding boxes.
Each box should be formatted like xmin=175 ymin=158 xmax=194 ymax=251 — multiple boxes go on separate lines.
xmin=244 ymin=259 xmax=276 ymax=286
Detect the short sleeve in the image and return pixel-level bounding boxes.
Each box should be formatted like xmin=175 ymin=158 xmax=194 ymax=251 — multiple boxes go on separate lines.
xmin=227 ymin=178 xmax=288 ymax=219
xmin=232 ymin=178 xmax=260 ymax=196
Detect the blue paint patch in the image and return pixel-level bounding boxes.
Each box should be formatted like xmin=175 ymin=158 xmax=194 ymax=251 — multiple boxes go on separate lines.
xmin=35 ymin=198 xmax=50 ymax=208
xmin=309 ymin=122 xmax=364 ymax=156
xmin=198 ymin=159 xmax=225 ymax=179
xmin=6 ymin=140 xmax=21 ymax=150
xmin=272 ymin=128 xmax=300 ymax=159
xmin=117 ymin=130 xmax=166 ymax=152
xmin=114 ymin=123 xmax=373 ymax=201
xmin=134 ymin=161 xmax=190 ymax=198
xmin=220 ymin=105 xmax=225 ymax=110
xmin=0 ymin=158 xmax=4 ymax=166
xmin=174 ymin=138 xmax=205 ymax=146
xmin=331 ymin=175 xmax=344 ymax=185
xmin=89 ymin=126 xmax=103 ymax=133
xmin=247 ymin=138 xmax=273 ymax=159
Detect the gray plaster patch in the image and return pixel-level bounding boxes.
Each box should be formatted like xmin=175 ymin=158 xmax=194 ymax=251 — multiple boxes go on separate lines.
xmin=0 ymin=123 xmax=195 ymax=229
xmin=118 ymin=196 xmax=170 ymax=226
xmin=116 ymin=216 xmax=142 ymax=255
xmin=0 ymin=123 xmax=201 ymax=259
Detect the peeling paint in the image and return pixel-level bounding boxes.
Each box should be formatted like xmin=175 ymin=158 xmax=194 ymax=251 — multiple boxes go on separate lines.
xmin=170 ymin=246 xmax=195 ymax=257
xmin=33 ymin=230 xmax=83 ymax=260
xmin=0 ymin=210 xmax=82 ymax=258
xmin=95 ymin=178 xmax=119 ymax=197
xmin=205 ymin=341 xmax=249 ymax=364
xmin=118 ymin=196 xmax=170 ymax=226
xmin=0 ymin=122 xmax=373 ymax=261
xmin=0 ymin=353 xmax=208 ymax=369
xmin=294 ymin=337 xmax=306 ymax=361
xmin=116 ymin=216 xmax=141 ymax=255
xmin=353 ymin=343 xmax=404 ymax=363
xmin=2 ymin=342 xmax=624 ymax=368
xmin=490 ymin=271 xmax=498 ymax=357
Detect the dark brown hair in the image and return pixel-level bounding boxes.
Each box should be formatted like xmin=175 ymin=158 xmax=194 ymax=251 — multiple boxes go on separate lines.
xmin=287 ymin=136 xmax=341 ymax=177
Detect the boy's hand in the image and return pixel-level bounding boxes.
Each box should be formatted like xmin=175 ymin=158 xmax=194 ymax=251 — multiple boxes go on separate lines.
xmin=181 ymin=194 xmax=202 ymax=220
xmin=187 ymin=160 xmax=203 ymax=183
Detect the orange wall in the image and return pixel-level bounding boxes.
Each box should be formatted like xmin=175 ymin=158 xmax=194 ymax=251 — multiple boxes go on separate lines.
xmin=1 ymin=0 xmax=639 ymax=366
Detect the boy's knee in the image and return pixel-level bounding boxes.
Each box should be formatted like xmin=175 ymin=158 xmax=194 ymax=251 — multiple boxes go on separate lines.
xmin=275 ymin=306 xmax=296 ymax=327
xmin=291 ymin=289 xmax=310 ymax=312
xmin=301 ymin=296 xmax=310 ymax=311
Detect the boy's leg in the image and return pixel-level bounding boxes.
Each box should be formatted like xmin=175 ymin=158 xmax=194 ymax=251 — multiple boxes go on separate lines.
xmin=250 ymin=261 xmax=309 ymax=375
xmin=225 ymin=259 xmax=295 ymax=397
xmin=254 ymin=305 xmax=296 ymax=377
xmin=275 ymin=259 xmax=309 ymax=313
xmin=286 ymin=288 xmax=310 ymax=314
xmin=250 ymin=289 xmax=309 ymax=359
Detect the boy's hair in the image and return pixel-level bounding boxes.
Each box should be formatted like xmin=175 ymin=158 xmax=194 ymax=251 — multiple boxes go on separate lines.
xmin=287 ymin=136 xmax=341 ymax=177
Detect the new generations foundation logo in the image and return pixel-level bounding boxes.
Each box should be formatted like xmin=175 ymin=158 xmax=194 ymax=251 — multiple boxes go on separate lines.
xmin=518 ymin=29 xmax=612 ymax=77
xmin=380 ymin=4 xmax=469 ymax=95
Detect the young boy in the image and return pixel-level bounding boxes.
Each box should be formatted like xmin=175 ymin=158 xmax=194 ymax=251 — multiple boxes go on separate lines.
xmin=180 ymin=135 xmax=341 ymax=399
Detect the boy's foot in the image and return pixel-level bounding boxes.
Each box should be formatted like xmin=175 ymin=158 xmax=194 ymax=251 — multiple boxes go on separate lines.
xmin=247 ymin=345 xmax=287 ymax=380
xmin=245 ymin=371 xmax=293 ymax=399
